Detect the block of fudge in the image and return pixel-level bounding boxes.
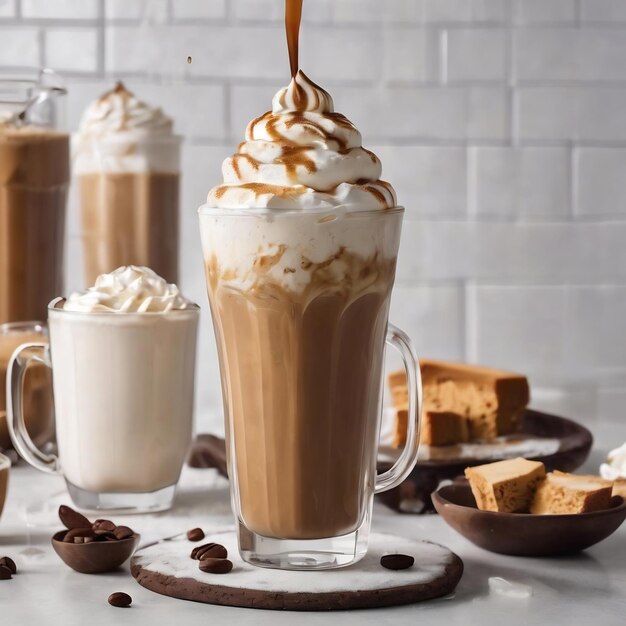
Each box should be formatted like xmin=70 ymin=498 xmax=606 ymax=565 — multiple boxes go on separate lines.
xmin=530 ymin=471 xmax=613 ymax=515
xmin=392 ymin=406 xmax=408 ymax=448
xmin=465 ymin=457 xmax=546 ymax=513
xmin=388 ymin=359 xmax=530 ymax=444
xmin=613 ymin=479 xmax=626 ymax=500
xmin=423 ymin=411 xmax=469 ymax=447
xmin=392 ymin=406 xmax=469 ymax=448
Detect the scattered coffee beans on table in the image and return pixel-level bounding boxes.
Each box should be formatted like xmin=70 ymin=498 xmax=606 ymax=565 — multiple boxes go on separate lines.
xmin=108 ymin=592 xmax=132 ymax=608
xmin=380 ymin=554 xmax=415 ymax=571
xmin=199 ymin=558 xmax=233 ymax=574
xmin=0 ymin=557 xmax=16 ymax=575
xmin=186 ymin=527 xmax=205 ymax=542
xmin=190 ymin=542 xmax=228 ymax=560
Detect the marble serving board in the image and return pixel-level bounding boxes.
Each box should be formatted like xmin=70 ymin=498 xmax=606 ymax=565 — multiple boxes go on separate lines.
xmin=131 ymin=529 xmax=464 ymax=611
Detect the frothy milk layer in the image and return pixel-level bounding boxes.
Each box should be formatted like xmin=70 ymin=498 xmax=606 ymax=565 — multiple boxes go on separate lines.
xmin=64 ymin=266 xmax=193 ymax=313
xmin=207 ymin=71 xmax=396 ymax=210
xmin=200 ymin=208 xmax=402 ymax=294
xmin=73 ymin=82 xmax=179 ymax=174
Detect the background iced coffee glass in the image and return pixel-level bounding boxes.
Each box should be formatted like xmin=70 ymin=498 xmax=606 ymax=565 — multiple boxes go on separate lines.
xmin=7 ymin=299 xmax=199 ymax=513
xmin=75 ymin=135 xmax=181 ymax=286
xmin=199 ymin=205 xmax=422 ymax=570
xmin=0 ymin=68 xmax=69 ymax=324
xmin=0 ymin=322 xmax=53 ymax=452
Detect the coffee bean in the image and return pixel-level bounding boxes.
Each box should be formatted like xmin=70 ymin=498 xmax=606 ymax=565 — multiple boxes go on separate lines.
xmin=94 ymin=530 xmax=117 ymax=541
xmin=74 ymin=536 xmax=94 ymax=544
xmin=113 ymin=526 xmax=134 ymax=540
xmin=0 ymin=557 xmax=16 ymax=575
xmin=186 ymin=527 xmax=205 ymax=542
xmin=198 ymin=558 xmax=233 ymax=574
xmin=191 ymin=542 xmax=227 ymax=560
xmin=93 ymin=519 xmax=116 ymax=532
xmin=0 ymin=565 xmax=12 ymax=580
xmin=380 ymin=554 xmax=414 ymax=571
xmin=198 ymin=545 xmax=228 ymax=561
xmin=63 ymin=528 xmax=96 ymax=543
xmin=58 ymin=505 xmax=92 ymax=531
xmin=108 ymin=592 xmax=132 ymax=608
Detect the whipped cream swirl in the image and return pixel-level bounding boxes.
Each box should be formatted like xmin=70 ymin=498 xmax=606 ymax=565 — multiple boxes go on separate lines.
xmin=208 ymin=71 xmax=396 ymax=210
xmin=600 ymin=442 xmax=626 ymax=481
xmin=77 ymin=82 xmax=173 ymax=140
xmin=64 ymin=266 xmax=194 ymax=313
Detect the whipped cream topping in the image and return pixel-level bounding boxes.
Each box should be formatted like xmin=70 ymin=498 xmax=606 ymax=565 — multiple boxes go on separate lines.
xmin=77 ymin=82 xmax=173 ymax=140
xmin=207 ymin=71 xmax=396 ymax=210
xmin=64 ymin=266 xmax=194 ymax=313
xmin=73 ymin=82 xmax=180 ymax=174
xmin=600 ymin=442 xmax=626 ymax=481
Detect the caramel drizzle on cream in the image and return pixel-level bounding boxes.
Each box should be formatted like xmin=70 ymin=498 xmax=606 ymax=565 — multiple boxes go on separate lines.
xmin=206 ymin=1 xmax=396 ymax=208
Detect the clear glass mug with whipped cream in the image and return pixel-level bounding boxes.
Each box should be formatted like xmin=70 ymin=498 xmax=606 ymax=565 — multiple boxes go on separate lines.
xmin=6 ymin=267 xmax=199 ymax=513
xmin=199 ymin=72 xmax=423 ymax=569
xmin=73 ymin=83 xmax=181 ymax=286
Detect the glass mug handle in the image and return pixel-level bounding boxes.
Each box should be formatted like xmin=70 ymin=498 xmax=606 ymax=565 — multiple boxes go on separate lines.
xmin=376 ymin=323 xmax=422 ymax=494
xmin=6 ymin=342 xmax=60 ymax=474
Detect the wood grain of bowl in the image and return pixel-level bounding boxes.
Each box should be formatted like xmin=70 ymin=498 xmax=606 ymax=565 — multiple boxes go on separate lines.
xmin=432 ymin=483 xmax=626 ymax=557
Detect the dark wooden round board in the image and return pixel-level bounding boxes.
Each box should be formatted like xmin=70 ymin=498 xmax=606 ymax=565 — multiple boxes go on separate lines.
xmin=131 ymin=530 xmax=463 ymax=611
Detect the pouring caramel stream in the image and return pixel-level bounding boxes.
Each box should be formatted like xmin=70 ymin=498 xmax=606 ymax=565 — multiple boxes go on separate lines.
xmin=285 ymin=0 xmax=303 ymax=78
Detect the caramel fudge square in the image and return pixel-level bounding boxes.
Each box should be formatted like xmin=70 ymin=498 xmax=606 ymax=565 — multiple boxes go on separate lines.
xmin=465 ymin=457 xmax=546 ymax=513
xmin=531 ymin=471 xmax=613 ymax=515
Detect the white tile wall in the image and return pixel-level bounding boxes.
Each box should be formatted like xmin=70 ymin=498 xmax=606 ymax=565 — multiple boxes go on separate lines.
xmin=469 ymin=147 xmax=570 ymax=217
xmin=579 ymin=0 xmax=626 ymax=23
xmin=516 ymin=86 xmax=626 ymax=143
xmin=574 ymin=149 xmax=626 ymax=218
xmin=22 ymin=0 xmax=99 ymax=20
xmin=0 ymin=0 xmax=15 ymax=18
xmin=105 ymin=0 xmax=167 ymax=21
xmin=0 ymin=26 xmax=39 ymax=66
xmin=444 ymin=28 xmax=508 ymax=82
xmin=512 ymin=0 xmax=576 ymax=24
xmin=514 ymin=28 xmax=626 ymax=82
xmin=374 ymin=146 xmax=467 ymax=216
xmin=45 ymin=28 xmax=99 ymax=73
xmin=421 ymin=0 xmax=508 ymax=23
xmin=172 ymin=0 xmax=227 ymax=21
xmin=1 ymin=0 xmax=624 ymax=431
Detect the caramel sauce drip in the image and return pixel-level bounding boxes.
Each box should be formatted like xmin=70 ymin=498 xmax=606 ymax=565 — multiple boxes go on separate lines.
xmin=213 ymin=182 xmax=307 ymax=200
xmin=285 ymin=0 xmax=303 ymax=79
xmin=278 ymin=145 xmax=316 ymax=178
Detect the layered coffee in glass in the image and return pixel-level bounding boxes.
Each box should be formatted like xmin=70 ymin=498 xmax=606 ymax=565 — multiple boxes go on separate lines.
xmin=200 ymin=71 xmax=422 ymax=570
xmin=73 ymin=83 xmax=180 ymax=285
xmin=0 ymin=68 xmax=69 ymax=324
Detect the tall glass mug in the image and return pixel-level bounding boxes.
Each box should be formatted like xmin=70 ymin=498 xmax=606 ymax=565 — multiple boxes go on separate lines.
xmin=75 ymin=134 xmax=181 ymax=286
xmin=0 ymin=68 xmax=69 ymax=324
xmin=199 ymin=205 xmax=422 ymax=570
xmin=7 ymin=299 xmax=199 ymax=512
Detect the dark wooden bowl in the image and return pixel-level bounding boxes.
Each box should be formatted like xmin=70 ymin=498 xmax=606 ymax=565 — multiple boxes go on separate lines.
xmin=377 ymin=409 xmax=593 ymax=514
xmin=432 ymin=483 xmax=626 ymax=556
xmin=52 ymin=530 xmax=140 ymax=574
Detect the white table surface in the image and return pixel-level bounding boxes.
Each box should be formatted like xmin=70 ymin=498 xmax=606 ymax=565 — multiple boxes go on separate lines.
xmin=1 ymin=417 xmax=625 ymax=626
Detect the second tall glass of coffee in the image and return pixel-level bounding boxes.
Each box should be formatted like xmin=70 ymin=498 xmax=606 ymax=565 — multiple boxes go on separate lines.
xmin=73 ymin=82 xmax=180 ymax=285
